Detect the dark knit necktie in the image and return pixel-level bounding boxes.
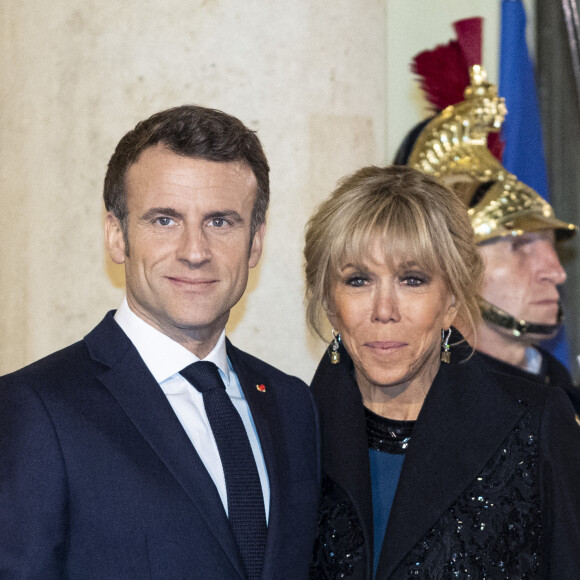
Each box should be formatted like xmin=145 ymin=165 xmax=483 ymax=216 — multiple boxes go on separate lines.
xmin=180 ymin=361 xmax=266 ymax=580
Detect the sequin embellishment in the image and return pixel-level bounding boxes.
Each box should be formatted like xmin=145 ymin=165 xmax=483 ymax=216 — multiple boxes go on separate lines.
xmin=398 ymin=411 xmax=542 ymax=578
xmin=364 ymin=407 xmax=415 ymax=454
xmin=309 ymin=476 xmax=365 ymax=579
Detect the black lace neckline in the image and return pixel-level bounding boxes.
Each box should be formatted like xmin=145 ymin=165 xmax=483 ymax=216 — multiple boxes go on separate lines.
xmin=364 ymin=407 xmax=415 ymax=455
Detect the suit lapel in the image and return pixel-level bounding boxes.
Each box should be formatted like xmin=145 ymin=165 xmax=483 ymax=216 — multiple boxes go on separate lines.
xmin=84 ymin=314 xmax=245 ymax=579
xmin=310 ymin=347 xmax=375 ymax=579
xmin=377 ymin=357 xmax=528 ymax=578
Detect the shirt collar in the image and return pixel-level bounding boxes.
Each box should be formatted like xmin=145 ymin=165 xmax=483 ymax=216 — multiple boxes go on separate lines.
xmin=524 ymin=346 xmax=543 ymax=375
xmin=114 ymin=298 xmax=230 ymax=385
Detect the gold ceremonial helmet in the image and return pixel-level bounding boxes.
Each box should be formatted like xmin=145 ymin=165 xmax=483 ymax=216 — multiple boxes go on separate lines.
xmin=407 ymin=65 xmax=577 ymax=244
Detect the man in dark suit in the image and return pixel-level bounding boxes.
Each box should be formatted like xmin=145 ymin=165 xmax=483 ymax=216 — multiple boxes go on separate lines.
xmin=0 ymin=105 xmax=320 ymax=579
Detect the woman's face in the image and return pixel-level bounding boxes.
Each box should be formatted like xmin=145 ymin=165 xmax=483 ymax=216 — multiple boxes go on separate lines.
xmin=328 ymin=241 xmax=458 ymax=398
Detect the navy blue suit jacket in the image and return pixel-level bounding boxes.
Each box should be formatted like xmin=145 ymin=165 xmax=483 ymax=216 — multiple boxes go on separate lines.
xmin=0 ymin=312 xmax=320 ymax=579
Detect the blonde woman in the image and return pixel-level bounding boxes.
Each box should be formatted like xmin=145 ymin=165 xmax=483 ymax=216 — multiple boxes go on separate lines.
xmin=305 ymin=165 xmax=580 ymax=579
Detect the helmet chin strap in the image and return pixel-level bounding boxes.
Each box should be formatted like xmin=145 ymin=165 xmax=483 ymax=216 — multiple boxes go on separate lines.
xmin=478 ymin=297 xmax=563 ymax=337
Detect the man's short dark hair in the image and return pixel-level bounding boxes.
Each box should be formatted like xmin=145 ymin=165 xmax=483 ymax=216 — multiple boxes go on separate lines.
xmin=104 ymin=105 xmax=270 ymax=240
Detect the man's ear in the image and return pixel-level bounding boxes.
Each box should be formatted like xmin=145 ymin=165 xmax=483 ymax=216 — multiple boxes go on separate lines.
xmin=248 ymin=222 xmax=266 ymax=269
xmin=105 ymin=212 xmax=127 ymax=264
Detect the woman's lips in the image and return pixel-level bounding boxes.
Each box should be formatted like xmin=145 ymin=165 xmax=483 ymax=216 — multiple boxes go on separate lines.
xmin=365 ymin=341 xmax=407 ymax=351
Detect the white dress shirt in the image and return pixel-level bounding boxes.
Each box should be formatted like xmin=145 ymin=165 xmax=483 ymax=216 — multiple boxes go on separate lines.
xmin=114 ymin=299 xmax=270 ymax=520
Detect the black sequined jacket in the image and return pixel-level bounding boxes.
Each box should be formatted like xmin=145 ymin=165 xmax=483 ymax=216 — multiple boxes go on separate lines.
xmin=308 ymin=344 xmax=580 ymax=580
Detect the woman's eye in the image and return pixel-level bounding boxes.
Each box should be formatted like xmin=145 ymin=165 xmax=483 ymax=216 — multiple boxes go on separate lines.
xmin=406 ymin=278 xmax=422 ymax=287
xmin=402 ymin=274 xmax=428 ymax=287
xmin=346 ymin=275 xmax=368 ymax=287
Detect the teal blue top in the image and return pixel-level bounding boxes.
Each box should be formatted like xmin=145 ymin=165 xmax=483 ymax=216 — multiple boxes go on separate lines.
xmin=369 ymin=450 xmax=404 ymax=576
xmin=364 ymin=407 xmax=415 ymax=578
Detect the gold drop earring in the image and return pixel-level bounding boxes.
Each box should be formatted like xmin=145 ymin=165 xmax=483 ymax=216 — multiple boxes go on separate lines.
xmin=440 ymin=328 xmax=452 ymax=363
xmin=330 ymin=330 xmax=341 ymax=364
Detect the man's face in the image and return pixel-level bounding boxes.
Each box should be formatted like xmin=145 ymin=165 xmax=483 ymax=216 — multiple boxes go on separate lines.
xmin=105 ymin=145 xmax=265 ymax=356
xmin=479 ymin=231 xmax=566 ymax=333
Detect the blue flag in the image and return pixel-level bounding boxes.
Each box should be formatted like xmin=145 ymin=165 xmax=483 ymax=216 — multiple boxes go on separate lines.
xmin=499 ymin=0 xmax=571 ymax=368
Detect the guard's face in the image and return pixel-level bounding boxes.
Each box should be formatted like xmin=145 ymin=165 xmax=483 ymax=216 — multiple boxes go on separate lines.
xmin=106 ymin=145 xmax=264 ymax=356
xmin=479 ymin=231 xmax=566 ymax=330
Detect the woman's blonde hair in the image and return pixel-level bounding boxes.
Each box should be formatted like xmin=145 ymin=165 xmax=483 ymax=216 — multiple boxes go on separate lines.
xmin=304 ymin=165 xmax=483 ymax=340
